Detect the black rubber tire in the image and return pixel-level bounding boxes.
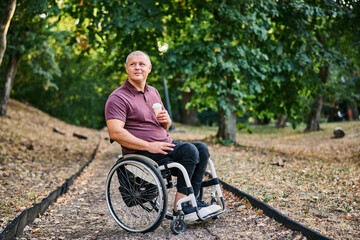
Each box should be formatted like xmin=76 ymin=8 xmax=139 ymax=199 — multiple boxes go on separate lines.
xmin=106 ymin=156 xmax=168 ymax=233
xmin=170 ymin=218 xmax=186 ymax=234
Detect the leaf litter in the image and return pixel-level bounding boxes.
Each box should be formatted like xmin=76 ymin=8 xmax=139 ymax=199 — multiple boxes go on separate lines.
xmin=19 ymin=138 xmax=305 ymax=240
xmin=1 ymin=100 xmax=359 ymax=239
xmin=170 ymin=122 xmax=360 ymax=240
xmin=0 ymin=99 xmax=100 ymax=232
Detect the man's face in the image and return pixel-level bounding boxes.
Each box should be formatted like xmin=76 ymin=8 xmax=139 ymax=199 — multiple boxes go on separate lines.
xmin=125 ymin=54 xmax=152 ymax=84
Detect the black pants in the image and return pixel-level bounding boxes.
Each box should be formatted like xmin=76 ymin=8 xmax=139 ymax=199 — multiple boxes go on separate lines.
xmin=133 ymin=141 xmax=209 ymax=196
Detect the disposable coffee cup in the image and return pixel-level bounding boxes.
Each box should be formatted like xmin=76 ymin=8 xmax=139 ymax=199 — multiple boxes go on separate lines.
xmin=152 ymin=103 xmax=162 ymax=116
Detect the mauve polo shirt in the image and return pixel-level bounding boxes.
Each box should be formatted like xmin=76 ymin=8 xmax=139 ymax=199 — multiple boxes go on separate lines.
xmin=105 ymin=78 xmax=172 ymax=153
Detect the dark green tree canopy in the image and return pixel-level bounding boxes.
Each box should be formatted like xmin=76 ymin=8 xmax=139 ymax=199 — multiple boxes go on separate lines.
xmin=1 ymin=0 xmax=359 ymax=134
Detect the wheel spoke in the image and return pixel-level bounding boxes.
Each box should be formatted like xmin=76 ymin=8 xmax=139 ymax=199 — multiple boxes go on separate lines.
xmin=106 ymin=158 xmax=167 ymax=233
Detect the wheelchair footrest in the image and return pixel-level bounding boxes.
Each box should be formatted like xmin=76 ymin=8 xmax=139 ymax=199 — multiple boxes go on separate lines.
xmin=195 ymin=204 xmax=223 ymax=221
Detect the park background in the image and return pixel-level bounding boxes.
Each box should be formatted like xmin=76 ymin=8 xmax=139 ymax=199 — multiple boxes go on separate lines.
xmin=0 ymin=0 xmax=359 ymax=239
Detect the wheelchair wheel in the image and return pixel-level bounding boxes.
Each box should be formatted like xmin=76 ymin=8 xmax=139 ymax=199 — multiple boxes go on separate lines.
xmin=170 ymin=217 xmax=186 ymax=234
xmin=106 ymin=156 xmax=168 ymax=233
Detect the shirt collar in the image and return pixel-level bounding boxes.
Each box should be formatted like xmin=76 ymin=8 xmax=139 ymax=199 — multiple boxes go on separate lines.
xmin=124 ymin=78 xmax=150 ymax=96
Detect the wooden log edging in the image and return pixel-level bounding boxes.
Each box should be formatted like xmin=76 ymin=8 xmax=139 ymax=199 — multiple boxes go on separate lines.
xmin=218 ymin=178 xmax=333 ymax=240
xmin=0 ymin=141 xmax=101 ymax=240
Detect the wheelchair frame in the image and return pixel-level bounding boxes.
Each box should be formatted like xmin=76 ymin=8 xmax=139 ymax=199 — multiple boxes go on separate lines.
xmin=105 ymin=154 xmax=225 ymax=234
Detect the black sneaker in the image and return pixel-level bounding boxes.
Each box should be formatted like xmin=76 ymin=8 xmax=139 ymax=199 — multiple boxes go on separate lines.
xmin=172 ymin=202 xmax=196 ymax=216
xmin=173 ymin=202 xmax=212 ymax=221
xmin=181 ymin=202 xmax=196 ymax=215
xmin=196 ymin=198 xmax=209 ymax=208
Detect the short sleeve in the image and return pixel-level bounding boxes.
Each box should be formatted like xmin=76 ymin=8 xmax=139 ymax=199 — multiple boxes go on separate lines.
xmin=104 ymin=95 xmax=127 ymax=122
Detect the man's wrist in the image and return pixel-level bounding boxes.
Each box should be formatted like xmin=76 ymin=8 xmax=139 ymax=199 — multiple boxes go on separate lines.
xmin=144 ymin=141 xmax=151 ymax=151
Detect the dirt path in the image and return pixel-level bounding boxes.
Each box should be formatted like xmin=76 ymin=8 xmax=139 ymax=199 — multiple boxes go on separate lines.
xmin=18 ymin=139 xmax=305 ymax=240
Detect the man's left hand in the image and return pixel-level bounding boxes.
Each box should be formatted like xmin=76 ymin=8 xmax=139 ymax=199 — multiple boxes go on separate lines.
xmin=156 ymin=110 xmax=171 ymax=129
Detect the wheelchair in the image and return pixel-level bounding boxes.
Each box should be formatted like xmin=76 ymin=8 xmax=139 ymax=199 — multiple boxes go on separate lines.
xmin=105 ymin=153 xmax=226 ymax=234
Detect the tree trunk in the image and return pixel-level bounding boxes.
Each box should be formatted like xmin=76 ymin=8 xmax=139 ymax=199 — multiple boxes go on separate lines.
xmin=276 ymin=115 xmax=287 ymax=128
xmin=0 ymin=52 xmax=20 ymax=115
xmin=305 ymin=65 xmax=328 ymax=132
xmin=305 ymin=33 xmax=330 ymax=132
xmin=216 ymin=97 xmax=237 ymax=142
xmin=0 ymin=0 xmax=17 ymax=66
xmin=304 ymin=96 xmax=323 ymax=132
xmin=181 ymin=91 xmax=199 ymax=125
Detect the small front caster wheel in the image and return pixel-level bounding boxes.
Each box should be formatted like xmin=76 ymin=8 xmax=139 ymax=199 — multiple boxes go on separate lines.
xmin=170 ymin=218 xmax=186 ymax=234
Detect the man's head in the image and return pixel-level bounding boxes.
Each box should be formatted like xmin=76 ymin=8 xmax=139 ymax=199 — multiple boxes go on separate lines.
xmin=125 ymin=51 xmax=152 ymax=88
xmin=126 ymin=51 xmax=151 ymax=66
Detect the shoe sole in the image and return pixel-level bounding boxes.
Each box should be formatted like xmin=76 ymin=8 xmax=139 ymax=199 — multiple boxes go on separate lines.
xmin=184 ymin=207 xmax=212 ymax=221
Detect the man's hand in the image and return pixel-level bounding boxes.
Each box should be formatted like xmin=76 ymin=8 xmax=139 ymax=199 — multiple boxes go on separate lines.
xmin=147 ymin=141 xmax=175 ymax=155
xmin=156 ymin=109 xmax=172 ymax=130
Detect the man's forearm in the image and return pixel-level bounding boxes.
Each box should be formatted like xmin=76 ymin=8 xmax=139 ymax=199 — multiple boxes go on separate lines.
xmin=106 ymin=119 xmax=174 ymax=154
xmin=110 ymin=127 xmax=150 ymax=151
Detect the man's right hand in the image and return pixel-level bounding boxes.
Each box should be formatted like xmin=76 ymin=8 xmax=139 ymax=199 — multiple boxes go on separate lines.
xmin=147 ymin=142 xmax=175 ymax=155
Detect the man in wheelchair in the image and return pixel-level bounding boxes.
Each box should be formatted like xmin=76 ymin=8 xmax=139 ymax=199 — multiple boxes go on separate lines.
xmin=105 ymin=51 xmax=220 ymax=221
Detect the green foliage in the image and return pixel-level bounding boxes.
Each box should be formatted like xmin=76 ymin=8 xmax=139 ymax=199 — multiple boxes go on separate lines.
xmin=324 ymin=2 xmax=360 ymax=111
xmin=63 ymin=0 xmax=167 ymax=73
xmin=1 ymin=0 xmax=61 ymax=88
xmin=161 ymin=0 xmax=359 ymax=135
xmin=236 ymin=122 xmax=253 ymax=134
xmin=162 ymin=0 xmax=276 ymax=119
xmin=13 ymin=38 xmax=121 ymax=128
xmin=8 ymin=0 xmax=170 ymax=128
xmin=215 ymin=138 xmax=236 ymax=146
xmin=3 ymin=0 xmax=360 ymax=130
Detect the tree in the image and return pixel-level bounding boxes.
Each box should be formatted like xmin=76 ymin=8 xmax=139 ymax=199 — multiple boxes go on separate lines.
xmin=162 ymin=0 xmax=276 ymax=142
xmin=11 ymin=0 xmax=172 ymax=128
xmin=63 ymin=0 xmax=167 ymax=75
xmin=324 ymin=1 xmax=360 ymax=122
xmin=335 ymin=1 xmax=360 ymax=119
xmin=253 ymin=1 xmax=329 ymax=130
xmin=0 ymin=0 xmax=16 ymax=116
xmin=0 ymin=0 xmax=16 ymax=66
xmin=0 ymin=0 xmax=60 ymax=116
xmin=236 ymin=0 xmax=357 ymax=132
xmin=5 ymin=0 xmax=359 ymax=132
xmin=301 ymin=0 xmax=360 ymax=131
